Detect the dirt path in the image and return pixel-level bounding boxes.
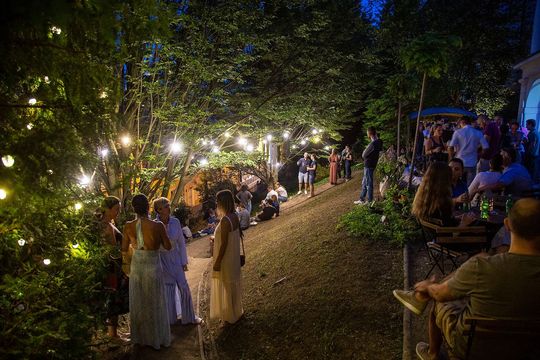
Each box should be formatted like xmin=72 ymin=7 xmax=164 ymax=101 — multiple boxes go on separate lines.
xmin=198 ymin=174 xmax=404 ymax=360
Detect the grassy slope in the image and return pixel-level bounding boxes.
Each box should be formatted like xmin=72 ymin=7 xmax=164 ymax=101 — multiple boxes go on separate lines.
xmin=208 ymin=178 xmax=403 ymax=360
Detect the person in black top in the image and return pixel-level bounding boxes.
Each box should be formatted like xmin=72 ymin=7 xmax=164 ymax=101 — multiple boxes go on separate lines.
xmin=354 ymin=127 xmax=383 ymax=204
xmin=255 ymin=200 xmax=277 ymax=221
xmin=296 ymin=152 xmax=311 ymax=195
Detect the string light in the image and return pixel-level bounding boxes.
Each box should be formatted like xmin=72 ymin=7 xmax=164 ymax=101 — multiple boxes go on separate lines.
xmin=28 ymin=98 xmax=37 ymax=105
xmin=50 ymin=26 xmax=62 ymax=34
xmin=18 ymin=239 xmax=26 ymax=247
xmin=202 ymin=140 xmax=208 ymax=146
xmin=72 ymin=243 xmax=79 ymax=249
xmin=99 ymin=91 xmax=108 ymax=99
xmin=318 ymin=129 xmax=323 ymax=133
xmin=170 ymin=142 xmax=182 ymax=154
xmin=266 ymin=134 xmax=273 ymax=141
xmin=26 ymin=123 xmax=34 ymax=130
xmin=246 ymin=144 xmax=254 ymax=152
xmin=200 ymin=158 xmax=208 ymax=166
xmin=0 ymin=189 xmax=7 ymax=200
xmin=224 ymin=132 xmax=231 ymax=138
xmin=276 ymin=162 xmax=281 ymax=167
xmin=283 ymin=132 xmax=290 ymax=139
xmin=120 ymin=135 xmax=131 ymax=146
xmin=237 ymin=137 xmax=248 ymax=146
xmin=43 ymin=76 xmax=50 ymax=84
xmin=212 ymin=146 xmax=220 ymax=153
xmin=74 ymin=202 xmax=83 ymax=211
xmin=43 ymin=259 xmax=51 ymax=265
xmin=324 ymin=145 xmax=330 ymax=151
xmin=209 ymin=140 xmax=215 ymax=146
xmin=262 ymin=139 xmax=267 ymax=145
xmin=2 ymin=155 xmax=15 ymax=167
xmin=300 ymin=140 xmax=307 ymax=145
xmin=79 ymin=174 xmax=91 ymax=187
xmin=292 ymin=144 xmax=298 ymax=149
xmin=312 ymin=129 xmax=318 ymax=135
xmin=100 ymin=148 xmax=109 ymax=157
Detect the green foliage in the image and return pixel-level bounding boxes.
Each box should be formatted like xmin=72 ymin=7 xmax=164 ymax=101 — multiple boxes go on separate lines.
xmin=173 ymin=201 xmax=191 ymax=226
xmin=337 ymin=186 xmax=419 ymax=246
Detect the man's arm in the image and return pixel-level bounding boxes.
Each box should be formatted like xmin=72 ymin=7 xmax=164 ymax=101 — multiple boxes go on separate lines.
xmin=448 ymin=132 xmax=458 ymax=159
xmin=414 ymin=278 xmax=459 ymax=303
xmin=362 ymin=142 xmax=374 ymax=160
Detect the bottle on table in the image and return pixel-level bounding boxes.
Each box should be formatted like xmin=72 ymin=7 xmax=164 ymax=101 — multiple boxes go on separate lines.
xmin=462 ymin=190 xmax=470 ymax=212
xmin=480 ymin=196 xmax=489 ymax=219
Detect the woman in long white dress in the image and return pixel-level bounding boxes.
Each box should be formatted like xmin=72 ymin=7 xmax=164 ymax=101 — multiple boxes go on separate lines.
xmin=122 ymin=194 xmax=172 ymax=349
xmin=210 ymin=190 xmax=244 ymax=324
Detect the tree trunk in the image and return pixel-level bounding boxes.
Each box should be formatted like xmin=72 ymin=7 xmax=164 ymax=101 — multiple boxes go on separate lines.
xmin=396 ymin=100 xmax=402 ymax=160
xmin=170 ymin=148 xmax=194 ymax=206
xmin=408 ymin=72 xmax=427 ymax=190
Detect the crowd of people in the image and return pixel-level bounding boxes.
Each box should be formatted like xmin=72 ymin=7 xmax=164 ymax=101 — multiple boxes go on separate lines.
xmin=391 ymin=115 xmax=540 ymax=359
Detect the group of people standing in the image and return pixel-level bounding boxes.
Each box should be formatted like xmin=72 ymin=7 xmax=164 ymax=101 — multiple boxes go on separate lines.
xmin=98 ymin=190 xmax=244 ymax=350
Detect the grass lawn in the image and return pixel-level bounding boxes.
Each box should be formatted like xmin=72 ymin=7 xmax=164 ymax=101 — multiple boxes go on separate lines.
xmin=202 ymin=176 xmax=404 ymax=360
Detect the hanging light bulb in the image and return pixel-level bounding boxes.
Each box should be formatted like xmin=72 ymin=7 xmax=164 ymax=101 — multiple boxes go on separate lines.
xmin=100 ymin=148 xmax=109 ymax=157
xmin=28 ymin=98 xmax=37 ymax=105
xmin=300 ymin=140 xmax=307 ymax=145
xmin=324 ymin=146 xmax=330 ymax=151
xmin=72 ymin=243 xmax=80 ymax=249
xmin=283 ymin=132 xmax=290 ymax=139
xmin=262 ymin=139 xmax=267 ymax=145
xmin=266 ymin=134 xmax=273 ymax=141
xmin=26 ymin=123 xmax=34 ymax=130
xmin=18 ymin=239 xmax=26 ymax=246
xmin=246 ymin=144 xmax=254 ymax=152
xmin=276 ymin=162 xmax=281 ymax=167
xmin=237 ymin=137 xmax=248 ymax=146
xmin=2 ymin=155 xmax=15 ymax=167
xmin=209 ymin=140 xmax=215 ymax=146
xmin=170 ymin=142 xmax=182 ymax=154
xmin=202 ymin=139 xmax=208 ymax=146
xmin=224 ymin=132 xmax=231 ymax=138
xmin=74 ymin=202 xmax=83 ymax=211
xmin=43 ymin=76 xmax=50 ymax=83
xmin=43 ymin=259 xmax=51 ymax=265
xmin=312 ymin=129 xmax=318 ymax=135
xmin=50 ymin=26 xmax=62 ymax=34
xmin=200 ymin=158 xmax=209 ymax=166
xmin=120 ymin=135 xmax=131 ymax=147
xmin=79 ymin=174 xmax=91 ymax=187
xmin=212 ymin=146 xmax=220 ymax=153
xmin=292 ymin=144 xmax=298 ymax=149
xmin=0 ymin=189 xmax=7 ymax=200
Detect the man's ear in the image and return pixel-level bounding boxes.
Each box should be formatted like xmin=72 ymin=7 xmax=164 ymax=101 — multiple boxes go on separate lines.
xmin=504 ymin=217 xmax=511 ymax=233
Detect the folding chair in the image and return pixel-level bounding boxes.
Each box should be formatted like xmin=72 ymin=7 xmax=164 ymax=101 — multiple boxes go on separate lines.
xmin=419 ymin=219 xmax=487 ymax=278
xmin=462 ymin=316 xmax=540 ymax=360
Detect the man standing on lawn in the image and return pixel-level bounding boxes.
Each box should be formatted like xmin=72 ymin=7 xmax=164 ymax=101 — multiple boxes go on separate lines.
xmin=393 ymin=198 xmax=540 ymax=360
xmin=354 ymin=127 xmax=383 ymax=205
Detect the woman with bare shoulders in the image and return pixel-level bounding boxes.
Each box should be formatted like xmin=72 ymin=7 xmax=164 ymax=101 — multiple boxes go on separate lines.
xmin=122 ymin=194 xmax=172 ymax=349
xmin=210 ymin=190 xmax=244 ymax=324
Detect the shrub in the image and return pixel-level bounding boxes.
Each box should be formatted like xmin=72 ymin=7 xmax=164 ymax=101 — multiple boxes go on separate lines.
xmin=337 ymin=185 xmax=420 ymax=246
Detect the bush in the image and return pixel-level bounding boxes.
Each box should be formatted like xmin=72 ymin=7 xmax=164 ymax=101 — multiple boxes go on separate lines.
xmin=173 ymin=201 xmax=191 ymax=225
xmin=337 ymin=185 xmax=420 ymax=246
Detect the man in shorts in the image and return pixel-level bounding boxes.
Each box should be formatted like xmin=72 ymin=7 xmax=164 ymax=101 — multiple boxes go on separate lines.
xmin=296 ymin=152 xmax=311 ymax=195
xmin=393 ymin=198 xmax=540 ymax=359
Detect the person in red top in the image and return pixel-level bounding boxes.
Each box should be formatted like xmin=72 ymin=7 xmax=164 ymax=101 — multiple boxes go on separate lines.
xmin=477 ymin=115 xmax=501 ymax=173
xmin=329 ymin=148 xmax=339 ymax=185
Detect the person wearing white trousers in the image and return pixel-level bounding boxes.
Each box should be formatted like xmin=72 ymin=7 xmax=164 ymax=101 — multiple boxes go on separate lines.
xmin=154 ymin=197 xmax=202 ymax=325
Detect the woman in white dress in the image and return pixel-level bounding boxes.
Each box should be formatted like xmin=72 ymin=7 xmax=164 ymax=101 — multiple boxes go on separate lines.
xmin=210 ymin=190 xmax=244 ymax=324
xmin=122 ymin=194 xmax=172 ymax=349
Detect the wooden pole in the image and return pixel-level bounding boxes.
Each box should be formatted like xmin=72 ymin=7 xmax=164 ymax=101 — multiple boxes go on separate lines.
xmin=408 ymin=72 xmax=427 ymax=190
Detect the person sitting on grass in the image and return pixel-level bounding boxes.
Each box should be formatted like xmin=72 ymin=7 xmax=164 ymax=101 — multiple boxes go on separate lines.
xmin=265 ymin=185 xmax=278 ymax=202
xmin=275 ymin=182 xmax=288 ymax=202
xmin=271 ymin=194 xmax=280 ymax=217
xmin=236 ymin=202 xmax=250 ymax=230
xmin=393 ymin=198 xmax=540 ymax=360
xmin=254 ymin=200 xmax=277 ymax=222
xmin=194 ymin=208 xmax=218 ymax=238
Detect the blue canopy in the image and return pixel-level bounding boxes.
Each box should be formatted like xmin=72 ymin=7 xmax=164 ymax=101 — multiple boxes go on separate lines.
xmin=408 ymin=107 xmax=477 ymax=120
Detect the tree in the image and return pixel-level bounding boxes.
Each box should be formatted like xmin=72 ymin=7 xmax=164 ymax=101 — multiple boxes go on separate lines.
xmin=401 ymin=32 xmax=462 ymax=188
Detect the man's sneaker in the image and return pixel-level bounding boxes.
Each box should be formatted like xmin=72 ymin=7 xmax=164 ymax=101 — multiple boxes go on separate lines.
xmin=297 ymin=191 xmax=302 ymax=195
xmin=415 ymin=342 xmax=431 ymax=360
xmin=304 ymin=190 xmax=308 ymax=195
xmin=392 ymin=290 xmax=427 ymax=316
xmin=353 ymin=200 xmax=366 ymax=205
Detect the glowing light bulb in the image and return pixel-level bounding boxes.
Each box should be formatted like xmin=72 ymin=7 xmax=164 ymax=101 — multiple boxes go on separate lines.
xmin=99 ymin=91 xmax=108 ymax=99
xmin=72 ymin=243 xmax=79 ymax=249
xmin=324 ymin=146 xmax=330 ymax=151
xmin=51 ymin=26 xmax=61 ymax=34
xmin=292 ymin=144 xmax=298 ymax=149
xmin=28 ymin=98 xmax=37 ymax=105
xmin=202 ymin=140 xmax=208 ymax=145
xmin=43 ymin=259 xmax=51 ymax=265
xmin=237 ymin=137 xmax=248 ymax=146
xmin=212 ymin=146 xmax=219 ymax=153
xmin=300 ymin=140 xmax=307 ymax=145
xmin=100 ymin=148 xmax=109 ymax=157
xmin=200 ymin=158 xmax=208 ymax=166
xmin=318 ymin=129 xmax=323 ymax=133
xmin=44 ymin=76 xmax=50 ymax=84
xmin=266 ymin=134 xmax=273 ymax=141
xmin=312 ymin=129 xmax=318 ymax=135
xmin=120 ymin=135 xmax=131 ymax=146
xmin=18 ymin=239 xmax=26 ymax=246
xmin=276 ymin=162 xmax=281 ymax=167
xmin=170 ymin=142 xmax=182 ymax=154
xmin=26 ymin=123 xmax=34 ymax=130
xmin=0 ymin=189 xmax=6 ymax=200
xmin=246 ymin=144 xmax=254 ymax=152
xmin=210 ymin=140 xmax=215 ymax=146
xmin=262 ymin=139 xmax=267 ymax=145
xmin=2 ymin=155 xmax=15 ymax=167
xmin=283 ymin=132 xmax=290 ymax=139
xmin=79 ymin=175 xmax=91 ymax=187
xmin=224 ymin=132 xmax=231 ymax=138
xmin=74 ymin=202 xmax=83 ymax=211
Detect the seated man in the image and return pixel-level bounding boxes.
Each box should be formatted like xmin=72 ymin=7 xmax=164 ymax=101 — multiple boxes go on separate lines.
xmin=393 ymin=198 xmax=540 ymax=360
xmin=276 ymin=182 xmax=288 ymax=202
xmin=255 ymin=200 xmax=277 ymax=222
xmin=265 ymin=186 xmax=278 ymax=202
xmin=479 ymin=147 xmax=532 ymax=197
xmin=236 ymin=203 xmax=250 ymax=230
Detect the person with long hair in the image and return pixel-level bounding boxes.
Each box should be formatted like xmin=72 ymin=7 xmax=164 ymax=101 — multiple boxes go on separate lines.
xmin=96 ymin=196 xmax=129 ymax=339
xmin=412 ymin=162 xmax=475 ymax=227
xmin=329 ymin=148 xmax=339 ymax=185
xmin=153 ymin=197 xmax=202 ymax=325
xmin=424 ymin=124 xmax=447 ymax=163
xmin=210 ymin=190 xmax=244 ymax=324
xmin=122 ymin=194 xmax=172 ymax=349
